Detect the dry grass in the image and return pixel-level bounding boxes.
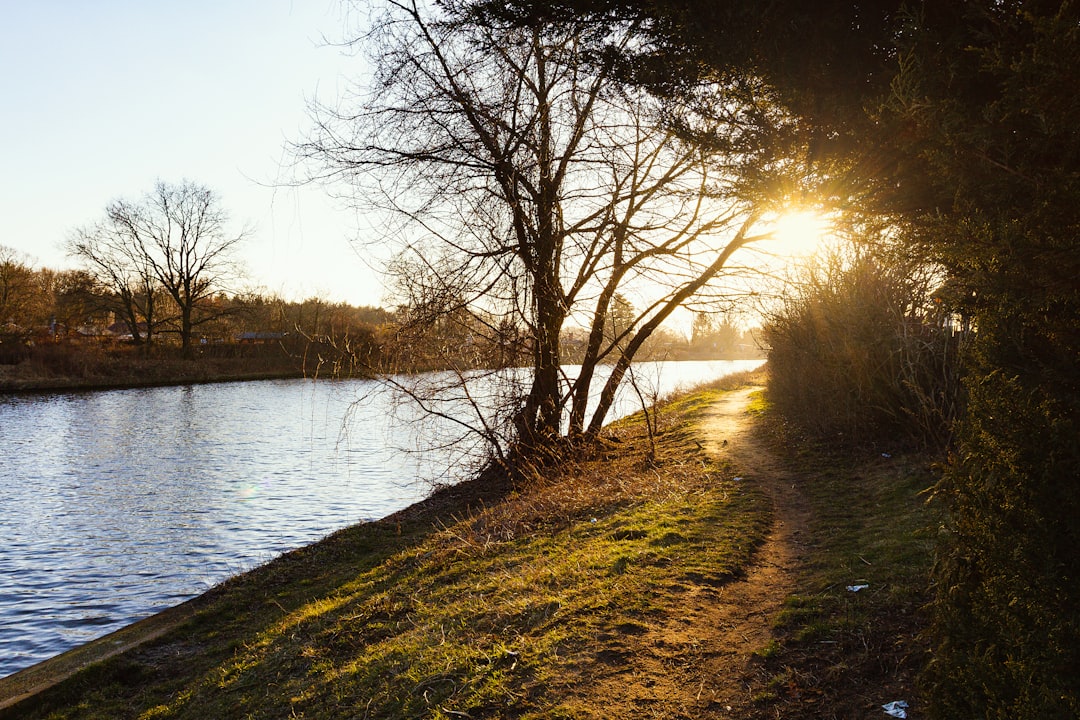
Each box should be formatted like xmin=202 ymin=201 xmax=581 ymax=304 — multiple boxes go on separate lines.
xmin=0 ymin=342 xmax=309 ymax=392
xmin=3 ymin=374 xmax=770 ymax=720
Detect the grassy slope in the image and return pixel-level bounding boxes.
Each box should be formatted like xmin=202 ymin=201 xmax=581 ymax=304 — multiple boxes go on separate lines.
xmin=1 ymin=373 xmax=939 ymax=719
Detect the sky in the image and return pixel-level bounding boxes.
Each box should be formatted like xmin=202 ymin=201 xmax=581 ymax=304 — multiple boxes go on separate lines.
xmin=1 ymin=1 xmax=388 ymax=308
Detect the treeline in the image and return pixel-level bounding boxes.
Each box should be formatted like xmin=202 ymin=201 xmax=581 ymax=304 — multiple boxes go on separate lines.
xmin=0 ymin=250 xmax=395 ymax=384
xmin=0 ymin=250 xmax=389 ymax=352
xmin=1 ymin=246 xmax=758 ymax=386
xmin=562 ymin=311 xmax=760 ymax=365
xmin=380 ymin=286 xmax=762 ymax=374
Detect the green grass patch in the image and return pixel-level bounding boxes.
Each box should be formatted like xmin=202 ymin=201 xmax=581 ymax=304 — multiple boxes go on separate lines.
xmin=4 ymin=379 xmax=770 ymax=720
xmin=751 ymin=392 xmax=942 ymax=717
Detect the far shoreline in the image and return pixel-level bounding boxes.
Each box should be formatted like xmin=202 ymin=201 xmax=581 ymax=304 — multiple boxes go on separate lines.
xmin=0 ymin=368 xmax=309 ymax=396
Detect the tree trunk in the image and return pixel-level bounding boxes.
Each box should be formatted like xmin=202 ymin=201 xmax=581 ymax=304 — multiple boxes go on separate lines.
xmin=180 ymin=304 xmax=194 ymax=357
xmin=568 ymin=285 xmax=617 ymax=436
xmin=517 ymin=264 xmax=564 ymax=445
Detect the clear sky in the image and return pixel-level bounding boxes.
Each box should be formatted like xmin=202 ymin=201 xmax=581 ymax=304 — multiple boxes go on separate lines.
xmin=1 ymin=1 xmax=387 ymax=307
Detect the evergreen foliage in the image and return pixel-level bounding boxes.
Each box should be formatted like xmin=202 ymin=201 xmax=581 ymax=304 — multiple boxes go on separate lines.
xmin=881 ymin=4 xmax=1080 ymax=716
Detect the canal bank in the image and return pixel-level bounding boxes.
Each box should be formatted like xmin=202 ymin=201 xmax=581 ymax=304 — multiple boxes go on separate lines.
xmin=0 ymin=462 xmax=515 ymax=713
xmin=0 ymin=360 xmax=765 ymax=678
xmin=0 ymin=374 xmax=775 ymax=717
xmin=0 ymin=372 xmax=939 ymax=719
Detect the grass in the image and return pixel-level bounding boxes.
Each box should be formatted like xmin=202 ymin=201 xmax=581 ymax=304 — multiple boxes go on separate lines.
xmin=747 ymin=395 xmax=942 ymax=718
xmin=1 ymin=370 xmax=941 ymax=719
xmin=0 ymin=341 xmax=363 ymax=394
xmin=2 ymin=373 xmax=771 ymax=720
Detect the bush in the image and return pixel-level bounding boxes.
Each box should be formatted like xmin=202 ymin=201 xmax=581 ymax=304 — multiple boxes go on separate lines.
xmin=763 ymin=247 xmax=960 ymax=448
xmin=0 ymin=334 xmax=30 ymax=365
xmin=925 ymin=310 xmax=1080 ymax=719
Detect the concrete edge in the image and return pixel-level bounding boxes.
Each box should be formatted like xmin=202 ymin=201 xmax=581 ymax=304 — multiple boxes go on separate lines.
xmin=0 ymin=599 xmax=201 ymax=712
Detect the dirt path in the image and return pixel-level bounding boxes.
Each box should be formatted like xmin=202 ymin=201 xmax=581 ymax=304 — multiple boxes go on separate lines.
xmin=692 ymin=386 xmax=813 ymax=714
xmin=580 ymin=386 xmax=812 ymax=718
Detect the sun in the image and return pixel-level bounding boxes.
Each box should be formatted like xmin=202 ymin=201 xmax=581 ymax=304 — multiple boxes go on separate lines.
xmin=771 ymin=209 xmax=833 ymax=256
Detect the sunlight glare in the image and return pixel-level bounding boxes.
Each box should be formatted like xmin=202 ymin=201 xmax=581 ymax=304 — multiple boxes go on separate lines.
xmin=771 ymin=209 xmax=833 ymax=257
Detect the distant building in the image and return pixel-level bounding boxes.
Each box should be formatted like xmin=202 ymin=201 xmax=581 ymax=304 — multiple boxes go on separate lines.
xmin=107 ymin=321 xmax=149 ymax=340
xmin=235 ymin=331 xmax=288 ymax=344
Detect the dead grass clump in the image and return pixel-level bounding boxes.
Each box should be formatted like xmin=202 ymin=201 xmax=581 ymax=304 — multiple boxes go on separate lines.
xmin=445 ymin=397 xmax=734 ymax=550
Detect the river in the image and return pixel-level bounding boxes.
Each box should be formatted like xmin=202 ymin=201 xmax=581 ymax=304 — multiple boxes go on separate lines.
xmin=0 ymin=359 xmax=762 ymax=678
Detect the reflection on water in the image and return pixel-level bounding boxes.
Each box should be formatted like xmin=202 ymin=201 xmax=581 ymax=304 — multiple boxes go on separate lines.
xmin=0 ymin=378 xmax=427 ymax=679
xmin=0 ymin=360 xmax=762 ymax=677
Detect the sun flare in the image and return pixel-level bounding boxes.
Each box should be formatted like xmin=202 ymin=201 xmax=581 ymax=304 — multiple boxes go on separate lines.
xmin=771 ymin=209 xmax=833 ymax=256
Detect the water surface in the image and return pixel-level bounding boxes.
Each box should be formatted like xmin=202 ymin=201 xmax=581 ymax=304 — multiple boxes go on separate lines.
xmin=0 ymin=360 xmax=762 ymax=677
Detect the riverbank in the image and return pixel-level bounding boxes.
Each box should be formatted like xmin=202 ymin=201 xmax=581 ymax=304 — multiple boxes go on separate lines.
xmin=0 ymin=372 xmax=938 ymax=719
xmin=0 ymin=344 xmax=332 ymax=394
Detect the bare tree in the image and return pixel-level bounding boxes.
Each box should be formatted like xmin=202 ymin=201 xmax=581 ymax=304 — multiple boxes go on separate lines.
xmin=52 ymin=269 xmax=102 ymax=336
xmin=72 ymin=180 xmax=246 ymax=354
xmin=0 ymin=245 xmax=37 ymax=330
xmin=68 ymin=215 xmax=163 ymax=346
xmin=300 ymin=1 xmax=782 ymax=462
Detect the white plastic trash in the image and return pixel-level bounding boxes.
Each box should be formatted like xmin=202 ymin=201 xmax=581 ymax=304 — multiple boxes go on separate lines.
xmin=846 ymin=584 xmax=870 ymax=592
xmin=882 ymin=700 xmax=908 ymax=718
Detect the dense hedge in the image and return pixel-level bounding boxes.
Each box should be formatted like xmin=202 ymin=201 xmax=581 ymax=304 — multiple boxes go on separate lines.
xmin=878 ymin=5 xmax=1080 ymax=716
xmin=925 ymin=305 xmax=1080 ymax=719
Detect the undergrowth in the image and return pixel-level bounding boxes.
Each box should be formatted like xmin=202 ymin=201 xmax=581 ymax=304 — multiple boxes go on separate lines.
xmin=748 ymin=395 xmax=942 ymax=719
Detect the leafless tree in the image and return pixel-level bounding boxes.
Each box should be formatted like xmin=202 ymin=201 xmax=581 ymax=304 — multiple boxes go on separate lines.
xmin=0 ymin=245 xmax=37 ymax=330
xmin=71 ymin=180 xmax=247 ymax=354
xmin=299 ymin=1 xmax=784 ymax=463
xmin=68 ymin=216 xmax=163 ymax=345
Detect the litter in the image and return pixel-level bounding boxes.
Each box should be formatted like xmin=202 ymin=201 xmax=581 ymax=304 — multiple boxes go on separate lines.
xmin=882 ymin=700 xmax=908 ymax=718
xmin=846 ymin=584 xmax=870 ymax=592
xmin=881 ymin=452 xmax=892 ymax=458
xmin=733 ymin=476 xmax=743 ymax=482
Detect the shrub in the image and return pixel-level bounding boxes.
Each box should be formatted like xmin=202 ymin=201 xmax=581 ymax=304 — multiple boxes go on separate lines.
xmin=925 ymin=308 xmax=1080 ymax=719
xmin=763 ymin=246 xmax=960 ymax=448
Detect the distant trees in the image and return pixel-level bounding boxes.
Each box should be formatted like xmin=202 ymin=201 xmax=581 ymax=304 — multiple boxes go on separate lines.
xmin=68 ymin=207 xmax=163 ymax=346
xmin=300 ymin=1 xmax=784 ymax=462
xmin=689 ymin=312 xmax=748 ymax=359
xmin=50 ymin=270 xmax=99 ymax=336
xmin=0 ymin=247 xmax=80 ymax=337
xmin=0 ymin=248 xmax=116 ymax=367
xmin=0 ymin=245 xmax=39 ymax=330
xmin=69 ymin=180 xmax=246 ymax=354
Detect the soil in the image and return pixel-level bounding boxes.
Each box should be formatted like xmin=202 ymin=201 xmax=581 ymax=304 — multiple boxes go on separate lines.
xmin=564 ymin=386 xmax=814 ymax=718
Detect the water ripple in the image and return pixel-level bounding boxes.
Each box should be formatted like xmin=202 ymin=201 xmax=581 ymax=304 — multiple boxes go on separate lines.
xmin=0 ymin=361 xmax=762 ymax=677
